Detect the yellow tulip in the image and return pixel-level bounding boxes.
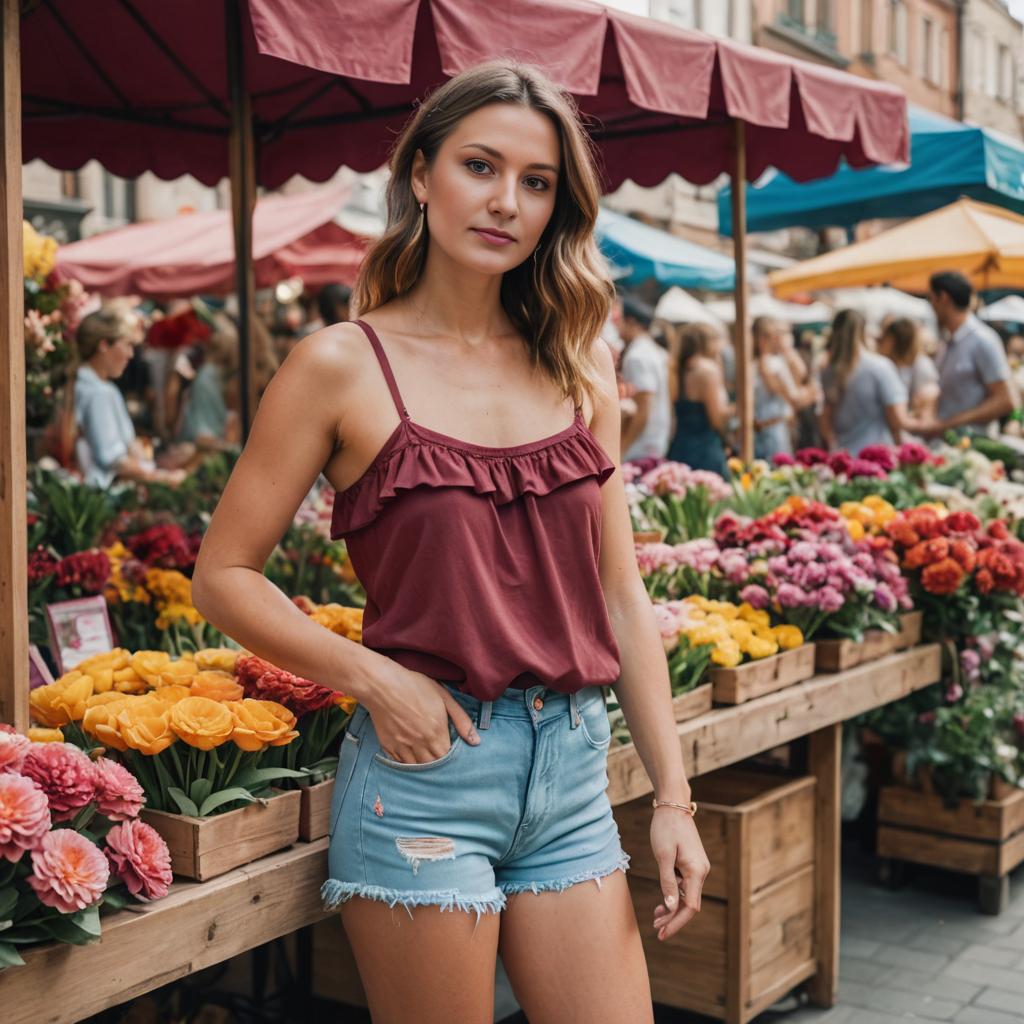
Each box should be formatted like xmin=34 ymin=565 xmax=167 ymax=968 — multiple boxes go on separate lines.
xmin=82 ymin=697 xmax=130 ymax=752
xmin=117 ymin=698 xmax=177 ymax=755
xmin=190 ymin=671 xmax=244 ymax=702
xmin=149 ymin=684 xmax=192 ymax=706
xmin=846 ymin=519 xmax=866 ymax=541
xmin=169 ymin=697 xmax=234 ymax=750
xmin=226 ymin=699 xmax=299 ymax=752
xmin=29 ymin=681 xmax=78 ymax=727
xmin=76 ymin=648 xmax=130 ymax=674
xmin=710 ymin=641 xmax=742 ymax=668
xmin=726 ymin=620 xmax=754 ymax=644
xmin=745 ymin=636 xmax=778 ymax=660
xmin=52 ymin=674 xmax=96 ymax=722
xmin=131 ymin=650 xmax=172 ymax=686
xmin=156 ymin=660 xmax=197 ymax=688
xmin=737 ymin=604 xmax=770 ymax=629
xmin=27 ymin=727 xmax=64 ymax=743
xmin=194 ymin=648 xmax=240 ymax=674
xmin=773 ymin=625 xmax=804 ymax=650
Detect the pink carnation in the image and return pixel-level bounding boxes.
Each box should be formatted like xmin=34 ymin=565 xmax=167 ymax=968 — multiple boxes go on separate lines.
xmin=772 ymin=453 xmax=797 ymax=466
xmin=27 ymin=828 xmax=109 ymax=913
xmin=740 ymin=584 xmax=770 ymax=609
xmin=92 ymin=757 xmax=145 ymax=821
xmin=777 ymin=582 xmax=808 ymax=608
xmin=21 ymin=742 xmax=98 ymax=822
xmin=104 ymin=818 xmax=173 ymax=901
xmin=0 ymin=730 xmax=32 ymax=774
xmin=897 ymin=442 xmax=930 ymax=466
xmin=0 ymin=772 xmax=51 ymax=862
xmin=796 ymin=448 xmax=829 ymax=466
xmin=858 ymin=445 xmax=897 ymax=472
xmin=816 ymin=586 xmax=846 ymax=613
xmin=849 ymin=458 xmax=887 ymax=479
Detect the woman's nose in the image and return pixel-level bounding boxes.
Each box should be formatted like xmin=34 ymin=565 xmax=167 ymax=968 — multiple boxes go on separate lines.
xmin=488 ymin=177 xmax=518 ymax=219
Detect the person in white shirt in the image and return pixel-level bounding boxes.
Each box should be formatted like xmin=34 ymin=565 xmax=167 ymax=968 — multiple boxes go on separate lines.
xmin=619 ymin=297 xmax=671 ymax=461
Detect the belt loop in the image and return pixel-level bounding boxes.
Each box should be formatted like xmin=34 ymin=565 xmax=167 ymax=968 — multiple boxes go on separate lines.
xmin=569 ymin=691 xmax=581 ymax=729
xmin=478 ymin=700 xmax=493 ymax=730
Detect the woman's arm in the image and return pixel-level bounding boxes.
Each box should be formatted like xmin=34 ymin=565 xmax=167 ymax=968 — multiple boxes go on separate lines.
xmin=694 ymin=361 xmax=733 ymax=433
xmin=818 ymin=401 xmax=836 ymax=450
xmin=588 ymin=340 xmax=709 ymax=939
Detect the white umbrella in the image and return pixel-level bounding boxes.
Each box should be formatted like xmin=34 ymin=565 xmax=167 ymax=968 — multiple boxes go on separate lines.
xmin=980 ymin=295 xmax=1024 ymax=323
xmin=827 ymin=287 xmax=935 ymax=326
xmin=706 ymin=292 xmax=832 ymax=326
xmin=654 ymin=286 xmax=724 ymax=328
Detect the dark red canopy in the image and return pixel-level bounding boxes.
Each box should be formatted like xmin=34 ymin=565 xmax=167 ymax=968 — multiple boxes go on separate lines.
xmin=22 ymin=0 xmax=908 ymax=191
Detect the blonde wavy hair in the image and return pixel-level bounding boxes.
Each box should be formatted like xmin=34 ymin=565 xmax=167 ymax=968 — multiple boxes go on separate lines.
xmin=352 ymin=60 xmax=613 ymax=409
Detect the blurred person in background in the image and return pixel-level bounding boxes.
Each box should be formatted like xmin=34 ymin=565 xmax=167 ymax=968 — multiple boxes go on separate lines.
xmin=619 ymin=296 xmax=672 ymax=461
xmin=74 ymin=309 xmax=188 ymax=488
xmin=819 ymin=308 xmax=915 ymax=453
xmin=923 ymin=271 xmax=1016 ymax=438
xmin=175 ymin=315 xmax=242 ymax=452
xmin=667 ymin=322 xmax=732 ymax=475
xmin=878 ymin=317 xmax=939 ymax=422
xmin=752 ymin=316 xmax=817 ymax=461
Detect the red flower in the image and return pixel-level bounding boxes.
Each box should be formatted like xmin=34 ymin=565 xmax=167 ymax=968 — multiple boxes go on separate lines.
xmin=905 ymin=537 xmax=949 ymax=569
xmin=796 ymin=448 xmax=829 ymax=466
xmin=988 ymin=520 xmax=1011 ymax=541
xmin=858 ymin=445 xmax=897 ymax=472
xmin=949 ymin=539 xmax=977 ymax=573
xmin=886 ymin=518 xmax=920 ymax=549
xmin=829 ymin=452 xmax=853 ymax=476
xmin=921 ymin=557 xmax=965 ymax=595
xmin=896 ymin=442 xmax=930 ymax=466
xmin=906 ymin=507 xmax=944 ymax=540
xmin=55 ymin=550 xmax=111 ymax=594
xmin=235 ymin=656 xmax=337 ymax=718
xmin=945 ymin=511 xmax=981 ymax=535
xmin=28 ymin=547 xmax=57 ymax=585
xmin=126 ymin=524 xmax=195 ymax=570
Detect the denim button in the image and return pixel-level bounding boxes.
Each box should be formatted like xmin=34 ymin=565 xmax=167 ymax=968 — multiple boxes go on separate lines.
xmin=533 ymin=696 xmax=544 ymax=711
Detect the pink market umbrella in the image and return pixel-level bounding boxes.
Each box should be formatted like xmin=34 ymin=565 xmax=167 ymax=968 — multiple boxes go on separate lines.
xmin=56 ymin=185 xmax=366 ymax=297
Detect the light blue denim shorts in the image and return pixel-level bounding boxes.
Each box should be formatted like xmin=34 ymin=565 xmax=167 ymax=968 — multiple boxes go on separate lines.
xmin=321 ymin=681 xmax=630 ymax=920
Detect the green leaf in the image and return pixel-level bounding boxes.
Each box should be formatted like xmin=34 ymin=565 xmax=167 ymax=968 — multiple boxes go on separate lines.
xmin=0 ymin=888 xmax=18 ymax=921
xmin=167 ymin=787 xmax=200 ymax=817
xmin=189 ymin=777 xmax=214 ymax=808
xmin=42 ymin=905 xmax=101 ymax=945
xmin=232 ymin=766 xmax=306 ymax=790
xmin=198 ymin=788 xmax=258 ymax=817
xmin=0 ymin=941 xmax=25 ymax=968
xmin=100 ymin=889 xmax=129 ymax=913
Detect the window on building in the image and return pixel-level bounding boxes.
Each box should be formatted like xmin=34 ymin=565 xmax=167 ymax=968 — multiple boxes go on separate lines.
xmin=939 ymin=28 xmax=949 ymax=90
xmin=60 ymin=172 xmax=79 ymax=200
xmin=661 ymin=0 xmax=696 ymax=28
xmin=816 ymin=0 xmax=833 ymax=33
xmin=1000 ymin=44 xmax=1014 ymax=102
xmin=787 ymin=0 xmax=804 ymax=25
xmin=699 ymin=0 xmax=729 ymax=37
xmin=987 ymin=37 xmax=999 ymax=97
xmin=860 ymin=0 xmax=874 ymax=53
xmin=920 ymin=16 xmax=939 ymax=84
xmin=887 ymin=0 xmax=907 ymax=64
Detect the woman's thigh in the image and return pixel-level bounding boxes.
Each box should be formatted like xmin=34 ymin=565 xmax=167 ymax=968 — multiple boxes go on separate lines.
xmin=498 ymin=871 xmax=654 ymax=1024
xmin=340 ymin=899 xmax=501 ymax=1024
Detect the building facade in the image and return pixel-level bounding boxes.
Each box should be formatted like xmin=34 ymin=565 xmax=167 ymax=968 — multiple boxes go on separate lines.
xmin=960 ymin=0 xmax=1024 ymax=136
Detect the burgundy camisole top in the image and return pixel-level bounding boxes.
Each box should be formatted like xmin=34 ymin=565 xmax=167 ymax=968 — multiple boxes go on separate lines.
xmin=330 ymin=320 xmax=622 ymax=702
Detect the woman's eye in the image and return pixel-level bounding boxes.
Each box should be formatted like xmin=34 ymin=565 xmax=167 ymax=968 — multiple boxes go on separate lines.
xmin=466 ymin=159 xmax=491 ymax=174
xmin=524 ymin=176 xmax=550 ymax=192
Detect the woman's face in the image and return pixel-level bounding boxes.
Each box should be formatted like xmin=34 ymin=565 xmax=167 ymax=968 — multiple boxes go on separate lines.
xmin=99 ymin=336 xmax=135 ymax=380
xmin=412 ymin=102 xmax=561 ymax=277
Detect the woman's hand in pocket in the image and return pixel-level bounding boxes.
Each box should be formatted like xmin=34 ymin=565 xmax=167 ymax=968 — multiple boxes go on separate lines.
xmin=363 ymin=663 xmax=480 ymax=764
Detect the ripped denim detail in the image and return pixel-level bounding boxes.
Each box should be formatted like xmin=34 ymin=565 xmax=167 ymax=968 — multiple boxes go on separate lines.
xmin=498 ymin=851 xmax=631 ymax=896
xmin=321 ymin=879 xmax=507 ymax=922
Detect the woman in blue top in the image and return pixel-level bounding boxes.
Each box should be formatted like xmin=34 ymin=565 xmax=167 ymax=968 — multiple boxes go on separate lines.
xmin=667 ymin=322 xmax=731 ymax=474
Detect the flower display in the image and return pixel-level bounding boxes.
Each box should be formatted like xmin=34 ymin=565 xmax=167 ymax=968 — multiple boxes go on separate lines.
xmin=20 ymin=743 xmax=97 ymax=822
xmin=0 ymin=731 xmax=32 ymax=774
xmin=92 ymin=757 xmax=145 ymax=821
xmin=103 ymin=818 xmax=173 ymax=901
xmin=0 ymin=773 xmax=51 ymax=862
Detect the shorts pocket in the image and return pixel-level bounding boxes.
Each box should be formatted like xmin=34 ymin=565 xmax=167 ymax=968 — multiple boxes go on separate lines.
xmin=328 ymin=730 xmax=362 ymax=838
xmin=579 ymin=694 xmax=612 ymax=751
xmin=373 ymin=719 xmax=463 ymax=772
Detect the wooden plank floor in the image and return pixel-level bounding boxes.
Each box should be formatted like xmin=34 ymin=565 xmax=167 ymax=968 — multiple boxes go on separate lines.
xmin=1 ymin=645 xmax=942 ymax=1023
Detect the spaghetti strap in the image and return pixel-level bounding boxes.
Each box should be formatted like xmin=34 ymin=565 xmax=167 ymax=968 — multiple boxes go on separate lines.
xmin=353 ymin=319 xmax=410 ymax=421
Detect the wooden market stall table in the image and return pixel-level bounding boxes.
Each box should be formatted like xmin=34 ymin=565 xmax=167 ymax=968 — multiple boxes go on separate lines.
xmin=2 ymin=645 xmax=941 ymax=1023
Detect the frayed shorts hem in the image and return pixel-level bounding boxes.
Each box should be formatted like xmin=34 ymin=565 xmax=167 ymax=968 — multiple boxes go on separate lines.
xmin=321 ymin=879 xmax=506 ymax=922
xmin=498 ymin=850 xmax=631 ymax=897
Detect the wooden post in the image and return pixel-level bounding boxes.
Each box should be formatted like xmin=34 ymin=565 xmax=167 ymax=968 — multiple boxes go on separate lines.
xmin=806 ymin=722 xmax=841 ymax=1006
xmin=226 ymin=0 xmax=257 ymax=438
xmin=730 ymin=119 xmax=753 ymax=464
xmin=0 ymin=0 xmax=28 ymax=731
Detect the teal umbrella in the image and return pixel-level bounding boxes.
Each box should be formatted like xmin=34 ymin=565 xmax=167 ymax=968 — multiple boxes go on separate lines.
xmin=596 ymin=208 xmax=735 ymax=291
xmin=718 ymin=106 xmax=1024 ymax=236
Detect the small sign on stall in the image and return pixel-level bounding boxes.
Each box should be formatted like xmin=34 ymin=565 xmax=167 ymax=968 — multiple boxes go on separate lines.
xmin=28 ymin=644 xmax=54 ymax=689
xmin=44 ymin=596 xmax=114 ymax=675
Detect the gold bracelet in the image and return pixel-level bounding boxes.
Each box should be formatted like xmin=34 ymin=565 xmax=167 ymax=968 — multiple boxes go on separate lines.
xmin=652 ymin=797 xmax=697 ymax=817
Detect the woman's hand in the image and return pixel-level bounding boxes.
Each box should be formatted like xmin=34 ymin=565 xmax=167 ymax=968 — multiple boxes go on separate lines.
xmin=362 ymin=663 xmax=481 ymax=764
xmin=650 ymin=807 xmax=710 ymax=940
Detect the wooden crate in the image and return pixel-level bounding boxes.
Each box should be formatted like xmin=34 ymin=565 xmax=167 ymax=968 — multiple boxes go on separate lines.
xmin=299 ymin=779 xmax=334 ymax=841
xmin=614 ymin=768 xmax=817 ymax=1024
xmin=141 ymin=789 xmax=301 ymax=881
xmin=814 ymin=611 xmax=922 ymax=673
xmin=877 ymin=783 xmax=1024 ymax=914
xmin=709 ymin=644 xmax=816 ymax=705
xmin=672 ymin=682 xmax=713 ymax=723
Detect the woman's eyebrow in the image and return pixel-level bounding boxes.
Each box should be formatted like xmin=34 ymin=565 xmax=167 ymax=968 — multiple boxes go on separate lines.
xmin=460 ymin=142 xmax=559 ymax=174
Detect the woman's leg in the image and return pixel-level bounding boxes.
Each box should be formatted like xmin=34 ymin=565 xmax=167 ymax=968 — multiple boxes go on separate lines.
xmin=498 ymin=872 xmax=654 ymax=1024
xmin=341 ymin=898 xmax=502 ymax=1024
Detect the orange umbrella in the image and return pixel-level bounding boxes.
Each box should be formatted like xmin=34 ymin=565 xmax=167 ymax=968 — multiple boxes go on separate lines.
xmin=769 ymin=198 xmax=1024 ymax=297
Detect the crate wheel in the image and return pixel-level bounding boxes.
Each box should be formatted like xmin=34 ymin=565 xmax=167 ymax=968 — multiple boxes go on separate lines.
xmin=978 ymin=874 xmax=1010 ymax=916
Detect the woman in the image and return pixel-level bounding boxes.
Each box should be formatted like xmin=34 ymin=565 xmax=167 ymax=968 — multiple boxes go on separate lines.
xmin=820 ymin=309 xmax=914 ymax=453
xmin=192 ymin=61 xmax=707 ymax=1023
xmin=73 ymin=309 xmax=186 ymax=488
xmin=175 ymin=317 xmax=242 ymax=451
xmin=752 ymin=316 xmax=818 ymax=462
xmin=667 ymin=322 xmax=732 ymax=474
xmin=878 ymin=317 xmax=940 ymax=422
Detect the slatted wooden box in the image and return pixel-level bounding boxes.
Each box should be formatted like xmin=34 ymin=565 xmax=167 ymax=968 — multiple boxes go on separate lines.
xmin=877 ymin=783 xmax=1024 ymax=914
xmin=299 ymin=778 xmax=334 ymax=841
xmin=814 ymin=611 xmax=922 ymax=673
xmin=141 ymin=788 xmax=301 ymax=881
xmin=614 ymin=768 xmax=817 ymax=1024
xmin=709 ymin=644 xmax=816 ymax=705
xmin=672 ymin=682 xmax=712 ymax=722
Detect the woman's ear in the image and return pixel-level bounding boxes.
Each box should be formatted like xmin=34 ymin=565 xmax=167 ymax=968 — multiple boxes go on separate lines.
xmin=410 ymin=149 xmax=428 ymax=206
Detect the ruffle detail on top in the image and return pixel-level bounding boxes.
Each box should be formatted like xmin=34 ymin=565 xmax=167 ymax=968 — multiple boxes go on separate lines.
xmin=331 ymin=422 xmax=615 ymax=538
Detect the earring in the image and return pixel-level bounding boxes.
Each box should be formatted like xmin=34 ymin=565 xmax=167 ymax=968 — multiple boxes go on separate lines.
xmin=419 ymin=202 xmax=425 ymax=214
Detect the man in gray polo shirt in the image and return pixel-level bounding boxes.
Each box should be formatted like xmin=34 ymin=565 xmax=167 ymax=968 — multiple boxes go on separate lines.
xmin=921 ymin=271 xmax=1017 ymax=437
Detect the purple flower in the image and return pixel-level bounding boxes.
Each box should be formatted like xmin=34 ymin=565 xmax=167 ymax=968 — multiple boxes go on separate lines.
xmin=959 ymin=649 xmax=981 ymax=682
xmin=740 ymin=584 xmax=770 ymax=609
xmin=777 ymin=582 xmax=808 ymax=608
xmin=873 ymin=583 xmax=897 ymax=613
xmin=789 ymin=541 xmax=817 ymax=564
xmin=816 ymin=586 xmax=846 ymax=613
